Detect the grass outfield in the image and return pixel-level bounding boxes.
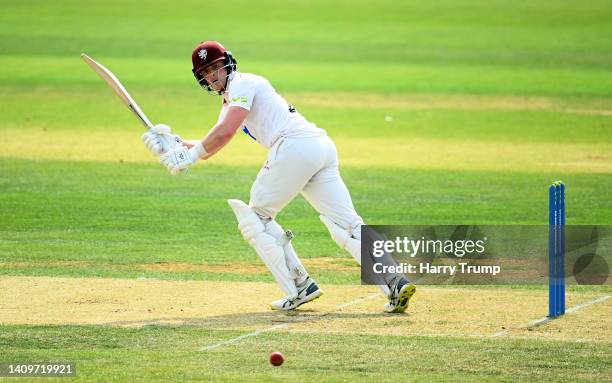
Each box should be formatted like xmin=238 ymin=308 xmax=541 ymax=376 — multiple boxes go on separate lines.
xmin=1 ymin=0 xmax=611 ymax=382
xmin=1 ymin=326 xmax=610 ymax=383
xmin=2 ymin=325 xmax=609 ymax=383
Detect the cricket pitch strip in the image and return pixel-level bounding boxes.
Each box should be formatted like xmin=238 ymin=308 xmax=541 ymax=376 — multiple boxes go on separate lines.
xmin=1 ymin=276 xmax=610 ymax=344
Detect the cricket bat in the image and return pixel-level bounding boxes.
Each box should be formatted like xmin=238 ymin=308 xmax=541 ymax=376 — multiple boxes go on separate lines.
xmin=80 ymin=53 xmax=153 ymax=130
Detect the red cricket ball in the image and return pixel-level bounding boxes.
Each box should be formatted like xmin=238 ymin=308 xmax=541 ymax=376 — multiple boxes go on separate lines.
xmin=269 ymin=351 xmax=284 ymax=366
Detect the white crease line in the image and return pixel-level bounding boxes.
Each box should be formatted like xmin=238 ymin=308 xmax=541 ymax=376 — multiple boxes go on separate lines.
xmin=200 ymin=292 xmax=381 ymax=352
xmin=491 ymin=295 xmax=611 ymax=338
xmin=565 ymin=295 xmax=611 ymax=313
xmin=336 ymin=292 xmax=381 ymax=309
xmin=200 ymin=323 xmax=290 ymax=351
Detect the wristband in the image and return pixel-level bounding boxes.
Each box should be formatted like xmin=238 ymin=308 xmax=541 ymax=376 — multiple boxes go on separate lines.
xmin=188 ymin=142 xmax=208 ymax=160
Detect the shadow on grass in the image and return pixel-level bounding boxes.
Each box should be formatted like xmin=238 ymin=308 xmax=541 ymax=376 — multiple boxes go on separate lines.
xmin=104 ymin=309 xmax=408 ymax=329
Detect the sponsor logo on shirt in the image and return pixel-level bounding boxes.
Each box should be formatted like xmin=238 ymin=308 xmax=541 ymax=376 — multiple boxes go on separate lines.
xmin=232 ymin=96 xmax=248 ymax=103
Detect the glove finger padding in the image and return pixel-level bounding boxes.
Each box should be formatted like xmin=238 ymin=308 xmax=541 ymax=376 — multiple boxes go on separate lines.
xmin=142 ymin=132 xmax=163 ymax=154
xmin=142 ymin=127 xmax=182 ymax=156
xmin=158 ymin=133 xmax=183 ymax=153
xmin=151 ymin=124 xmax=171 ymax=134
xmin=143 ymin=124 xmax=172 ymax=152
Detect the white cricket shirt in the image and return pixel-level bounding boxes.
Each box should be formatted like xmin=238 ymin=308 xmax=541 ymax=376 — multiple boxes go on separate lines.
xmin=219 ymin=72 xmax=326 ymax=149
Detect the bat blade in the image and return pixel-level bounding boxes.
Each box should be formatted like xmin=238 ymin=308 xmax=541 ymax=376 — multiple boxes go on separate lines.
xmin=81 ymin=53 xmax=153 ymax=130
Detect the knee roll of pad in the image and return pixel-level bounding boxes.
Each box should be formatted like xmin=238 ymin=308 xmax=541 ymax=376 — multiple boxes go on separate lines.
xmin=237 ymin=212 xmax=265 ymax=245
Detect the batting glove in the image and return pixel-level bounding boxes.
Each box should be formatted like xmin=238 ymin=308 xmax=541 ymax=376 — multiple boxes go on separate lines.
xmin=142 ymin=124 xmax=182 ymax=155
xmin=160 ymin=142 xmax=207 ymax=175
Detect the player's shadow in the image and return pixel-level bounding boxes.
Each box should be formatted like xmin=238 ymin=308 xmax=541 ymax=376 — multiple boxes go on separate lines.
xmin=104 ymin=310 xmax=410 ymax=329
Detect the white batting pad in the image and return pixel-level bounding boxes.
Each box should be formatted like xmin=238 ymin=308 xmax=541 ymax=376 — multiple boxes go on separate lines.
xmin=228 ymin=199 xmax=297 ymax=297
xmin=319 ymin=215 xmax=361 ymax=265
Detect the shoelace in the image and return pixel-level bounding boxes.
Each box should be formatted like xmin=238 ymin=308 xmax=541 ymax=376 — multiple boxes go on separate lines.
xmin=283 ymin=297 xmax=298 ymax=308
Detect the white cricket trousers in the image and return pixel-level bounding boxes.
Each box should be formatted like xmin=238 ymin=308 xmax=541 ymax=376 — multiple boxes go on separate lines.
xmin=250 ymin=135 xmax=363 ymax=231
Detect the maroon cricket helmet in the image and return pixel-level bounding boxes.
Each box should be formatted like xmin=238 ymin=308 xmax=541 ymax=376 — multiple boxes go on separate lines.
xmin=191 ymin=41 xmax=237 ymax=94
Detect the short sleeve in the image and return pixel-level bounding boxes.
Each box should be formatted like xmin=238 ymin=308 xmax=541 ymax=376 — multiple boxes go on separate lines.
xmin=216 ymin=103 xmax=225 ymax=123
xmin=228 ymin=76 xmax=256 ymax=110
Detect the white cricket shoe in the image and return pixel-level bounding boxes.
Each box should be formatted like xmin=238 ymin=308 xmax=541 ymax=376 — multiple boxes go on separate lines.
xmin=270 ymin=277 xmax=323 ymax=310
xmin=384 ymin=277 xmax=416 ymax=313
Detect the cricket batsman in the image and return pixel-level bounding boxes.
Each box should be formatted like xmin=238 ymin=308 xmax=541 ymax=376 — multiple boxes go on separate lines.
xmin=141 ymin=41 xmax=415 ymax=312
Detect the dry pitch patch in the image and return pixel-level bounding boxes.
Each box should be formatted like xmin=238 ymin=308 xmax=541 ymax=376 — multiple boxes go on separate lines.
xmin=2 ymin=129 xmax=610 ymax=174
xmin=1 ymin=276 xmax=609 ymax=344
xmin=1 ymin=91 xmax=610 ymax=173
